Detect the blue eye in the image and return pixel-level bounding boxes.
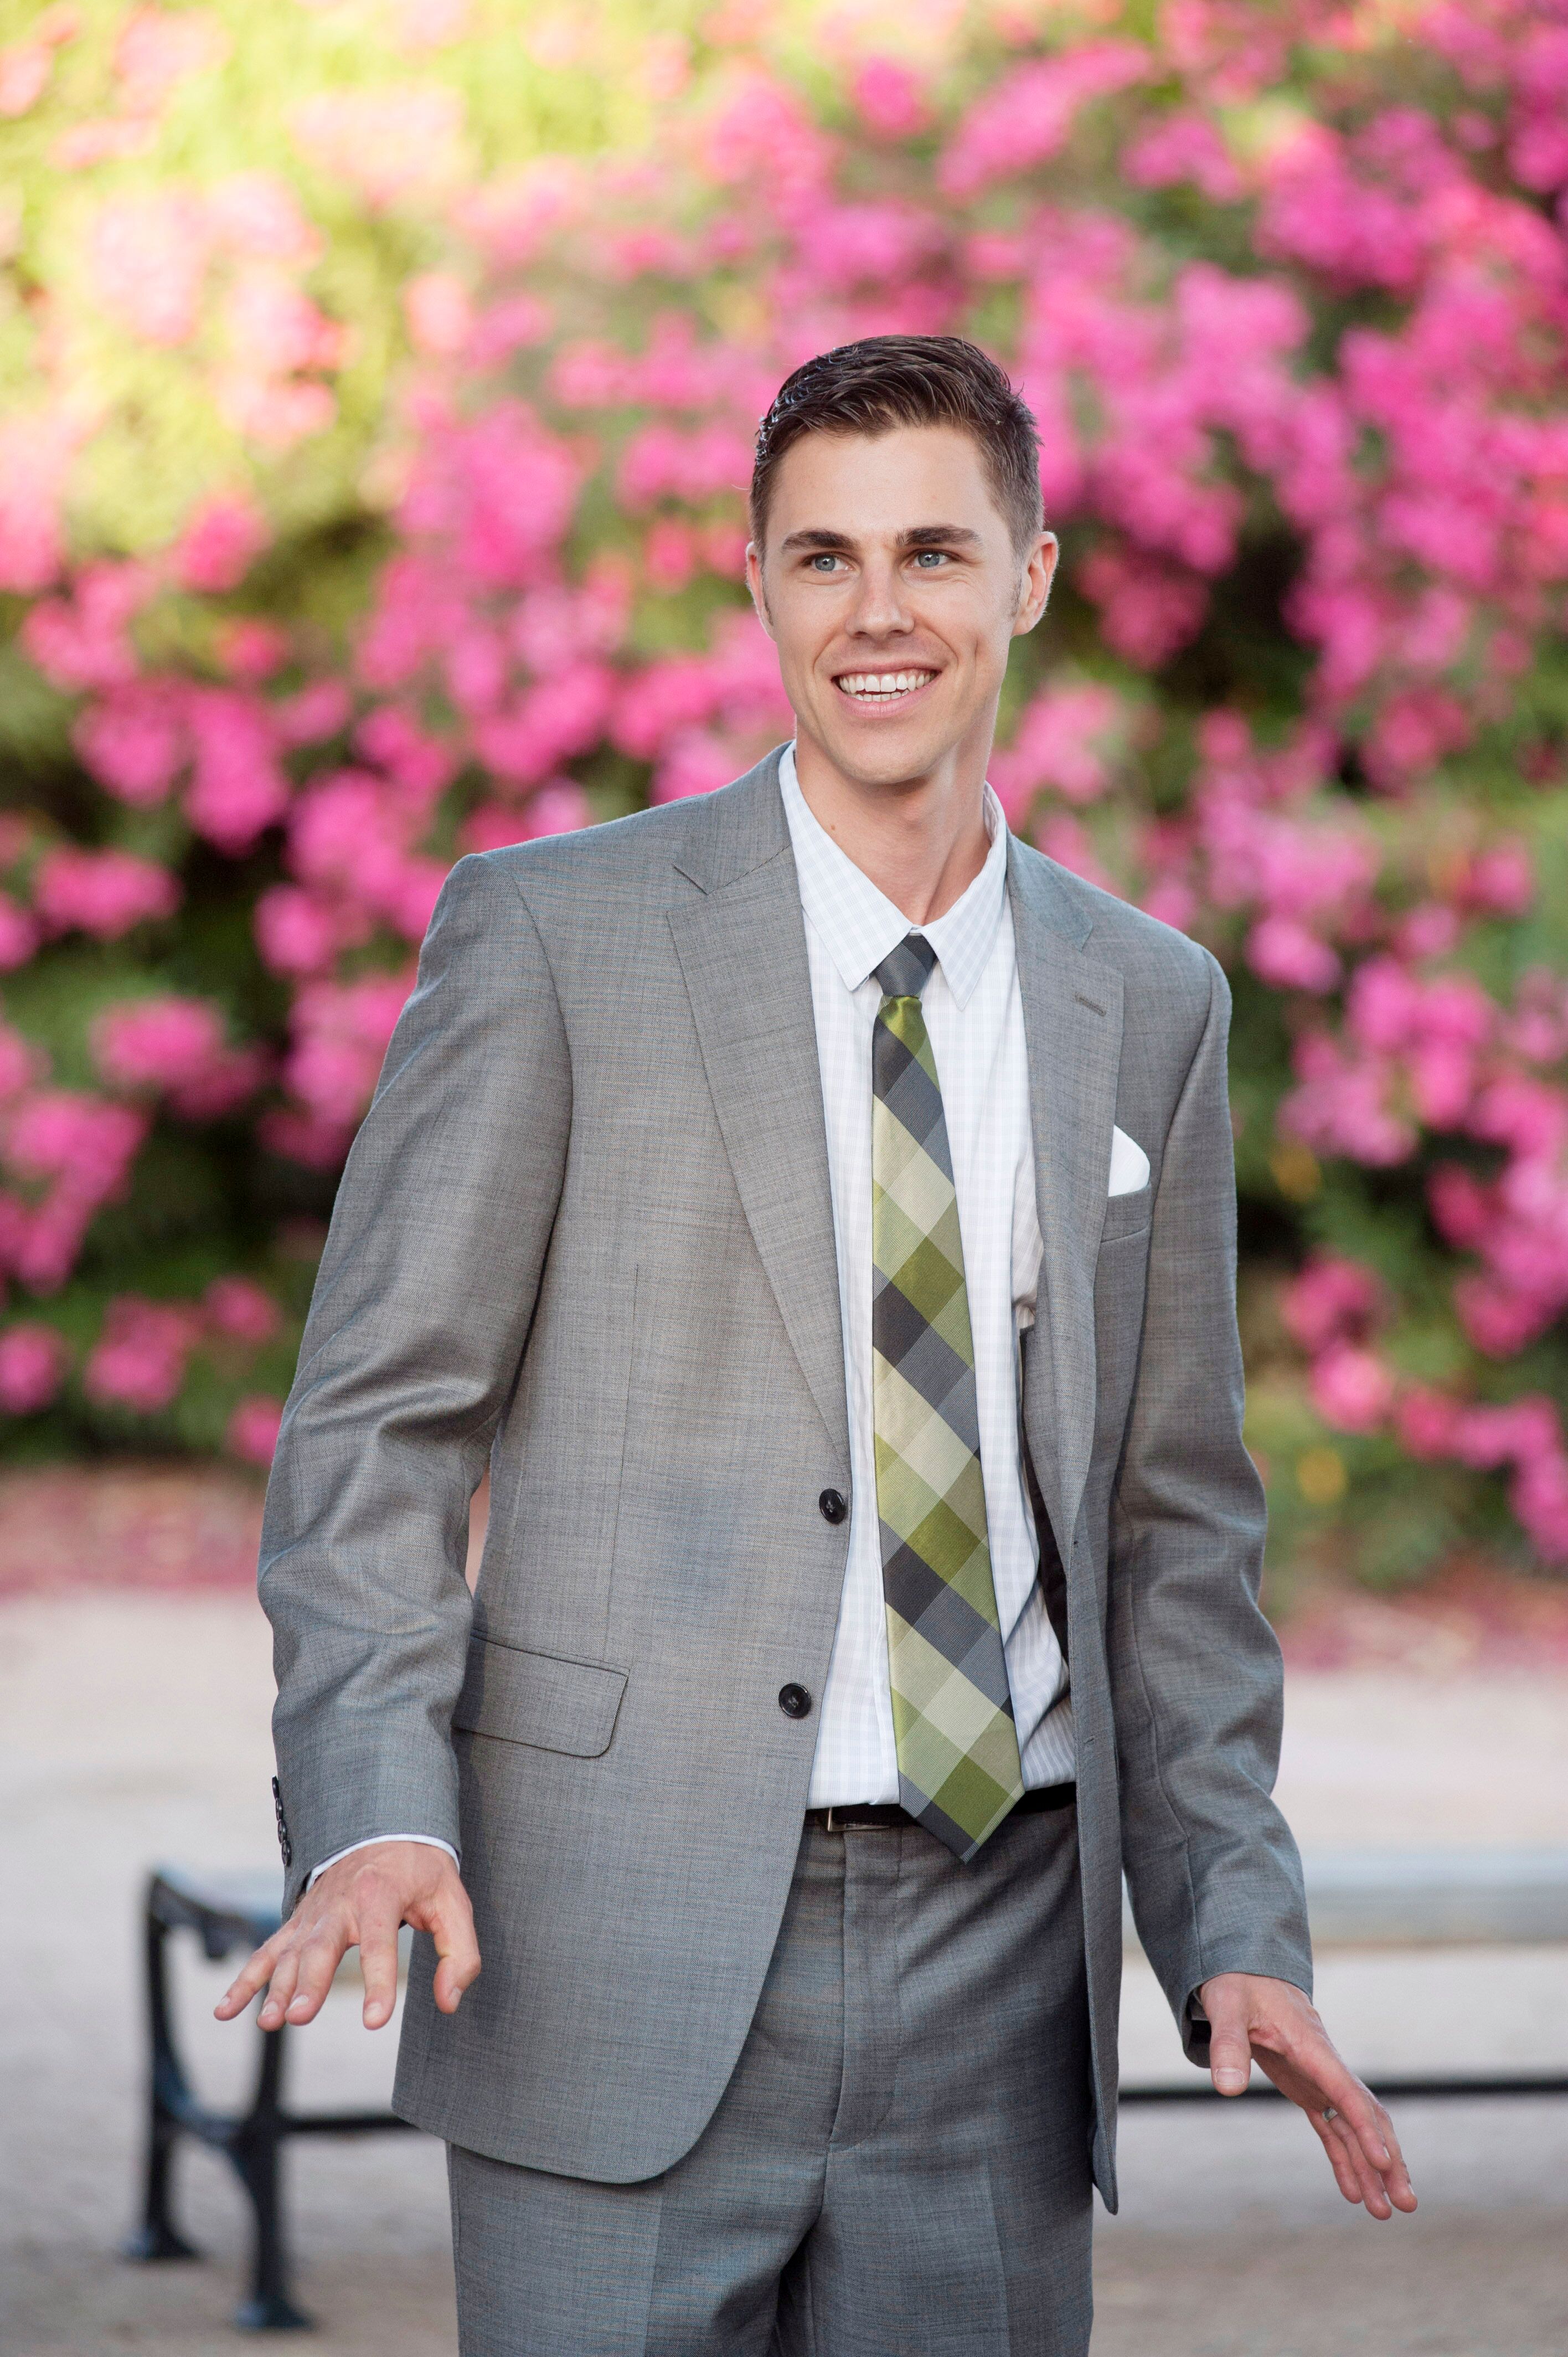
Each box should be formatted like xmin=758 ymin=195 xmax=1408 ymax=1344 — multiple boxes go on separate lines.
xmin=914 ymin=550 xmax=946 ymax=567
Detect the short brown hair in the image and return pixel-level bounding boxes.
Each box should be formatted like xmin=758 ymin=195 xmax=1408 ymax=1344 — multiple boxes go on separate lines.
xmin=750 ymin=335 xmax=1044 ymax=557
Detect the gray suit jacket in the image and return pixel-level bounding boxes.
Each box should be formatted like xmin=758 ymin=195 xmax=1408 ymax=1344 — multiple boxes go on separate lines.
xmin=259 ymin=748 xmax=1310 ymax=2207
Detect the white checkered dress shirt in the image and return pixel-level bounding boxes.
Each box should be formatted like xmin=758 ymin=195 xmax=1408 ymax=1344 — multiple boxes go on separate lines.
xmin=779 ymin=742 xmax=1075 ymax=1805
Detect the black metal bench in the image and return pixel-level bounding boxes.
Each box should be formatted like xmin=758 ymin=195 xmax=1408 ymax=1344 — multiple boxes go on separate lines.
xmin=124 ymin=1866 xmax=417 ymax=2330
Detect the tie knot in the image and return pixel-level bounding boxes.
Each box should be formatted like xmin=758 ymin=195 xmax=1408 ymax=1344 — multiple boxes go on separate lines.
xmin=873 ymin=933 xmax=937 ymax=1001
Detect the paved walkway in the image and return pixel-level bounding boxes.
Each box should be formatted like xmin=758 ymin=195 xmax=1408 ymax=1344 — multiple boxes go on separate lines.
xmin=4 ymin=1587 xmax=1566 ymax=2355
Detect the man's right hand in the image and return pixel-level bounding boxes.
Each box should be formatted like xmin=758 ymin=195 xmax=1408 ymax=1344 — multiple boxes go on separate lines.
xmin=214 ymin=1840 xmax=481 ymax=2033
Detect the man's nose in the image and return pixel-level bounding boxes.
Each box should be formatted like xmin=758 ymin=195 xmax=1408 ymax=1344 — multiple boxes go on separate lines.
xmin=844 ymin=555 xmax=914 ymax=637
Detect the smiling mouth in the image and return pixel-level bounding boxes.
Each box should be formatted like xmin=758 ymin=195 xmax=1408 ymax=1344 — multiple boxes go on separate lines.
xmin=833 ymin=669 xmax=937 ymax=704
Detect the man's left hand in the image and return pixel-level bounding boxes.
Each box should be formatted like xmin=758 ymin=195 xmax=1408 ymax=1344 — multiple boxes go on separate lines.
xmin=1198 ymin=1972 xmax=1417 ymax=2220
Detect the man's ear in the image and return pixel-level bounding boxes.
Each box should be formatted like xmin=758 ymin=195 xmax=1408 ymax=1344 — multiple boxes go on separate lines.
xmin=745 ymin=541 xmax=776 ymax=642
xmin=1012 ymin=531 xmax=1059 ymax=639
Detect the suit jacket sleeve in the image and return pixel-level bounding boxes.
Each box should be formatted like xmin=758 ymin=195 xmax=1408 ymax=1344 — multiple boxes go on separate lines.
xmin=1108 ymin=945 xmax=1312 ymax=2057
xmin=260 ymin=853 xmax=571 ymax=1915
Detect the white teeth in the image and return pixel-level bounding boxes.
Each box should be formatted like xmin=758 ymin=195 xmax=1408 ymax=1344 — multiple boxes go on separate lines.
xmin=835 ymin=671 xmax=935 ymax=698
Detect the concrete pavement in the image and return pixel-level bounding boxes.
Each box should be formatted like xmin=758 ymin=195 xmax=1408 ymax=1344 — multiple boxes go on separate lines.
xmin=3 ymin=1589 xmax=1566 ymax=2355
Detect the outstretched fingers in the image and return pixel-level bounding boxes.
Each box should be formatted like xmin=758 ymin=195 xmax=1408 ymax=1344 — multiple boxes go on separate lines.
xmin=424 ymin=1882 xmax=482 ymax=2015
xmin=1311 ymin=2065 xmax=1416 ymax=2216
xmin=215 ymin=1930 xmax=289 ymax=2023
xmin=1206 ymin=2016 xmax=1256 ymax=2098
xmin=355 ymin=1881 xmax=405 ymax=2030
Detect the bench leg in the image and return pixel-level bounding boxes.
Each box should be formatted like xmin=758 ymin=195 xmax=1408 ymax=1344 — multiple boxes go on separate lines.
xmin=123 ymin=1902 xmax=200 ymax=2263
xmin=230 ymin=2022 xmax=311 ymax=2331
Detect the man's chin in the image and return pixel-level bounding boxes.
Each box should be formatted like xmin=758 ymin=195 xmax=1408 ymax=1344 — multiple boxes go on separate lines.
xmin=800 ymin=716 xmax=963 ymax=793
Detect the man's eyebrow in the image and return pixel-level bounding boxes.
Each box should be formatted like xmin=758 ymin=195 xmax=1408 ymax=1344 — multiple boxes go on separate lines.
xmin=776 ymin=524 xmax=984 ymax=554
xmin=899 ymin=524 xmax=982 ymax=549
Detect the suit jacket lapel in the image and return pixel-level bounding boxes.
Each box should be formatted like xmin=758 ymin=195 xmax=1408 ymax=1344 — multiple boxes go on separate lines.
xmin=1009 ymin=842 xmax=1125 ymax=1566
xmin=667 ymin=759 xmax=850 ymax=1471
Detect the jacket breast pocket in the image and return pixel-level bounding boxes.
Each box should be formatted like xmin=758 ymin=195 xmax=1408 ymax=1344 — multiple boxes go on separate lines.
xmin=1098 ymin=1186 xmax=1152 ymax=1249
xmin=453 ymin=1635 xmax=628 ymax=1758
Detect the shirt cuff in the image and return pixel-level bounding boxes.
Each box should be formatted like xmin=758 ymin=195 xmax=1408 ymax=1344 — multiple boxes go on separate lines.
xmin=306 ymin=1834 xmax=461 ymax=1892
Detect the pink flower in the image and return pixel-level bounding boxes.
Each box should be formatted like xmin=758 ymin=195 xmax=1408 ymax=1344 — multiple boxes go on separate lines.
xmin=1122 ymin=110 xmax=1244 ymax=201
xmin=1077 ymin=548 xmax=1209 ymax=668
xmin=174 ymin=494 xmax=270 ymax=593
xmin=1279 ymin=1033 xmax=1416 ymax=1166
xmin=461 ymin=783 xmax=592 ymax=853
xmin=0 ymin=1023 xmax=35 ymax=1101
xmin=991 ymin=682 xmax=1123 ymax=820
xmin=474 ymin=666 xmax=614 ymax=786
xmin=20 ymin=562 xmax=152 ymax=692
xmin=205 ymin=1277 xmax=281 ymax=1344
xmin=90 ymin=189 xmax=212 ymax=346
xmin=114 ymin=7 xmax=228 ymax=114
xmin=399 ymin=400 xmax=581 ymax=592
xmin=651 ymin=730 xmax=742 ymax=803
xmin=0 ymin=1085 xmax=147 ymax=1288
xmin=405 ymin=271 xmax=472 ymax=355
xmin=462 ymin=804 xmax=523 ymax=854
xmin=205 ymin=172 xmax=321 ymax=266
xmin=92 ymin=996 xmax=224 ymax=1090
xmin=84 ymin=1295 xmax=198 ymax=1414
xmin=289 ymin=85 xmax=470 ymax=212
xmin=1245 ymin=915 xmax=1340 ymax=993
xmin=468 ymin=291 xmax=550 ymax=368
xmin=1461 ymin=840 xmax=1535 ymax=917
xmin=852 ymin=58 xmax=932 ymax=141
xmin=644 ymin=518 xmax=698 ymax=591
xmin=0 ymin=896 xmax=39 ymax=970
xmin=0 ymin=411 xmax=75 ymax=595
xmin=275 ymin=680 xmax=352 ymax=748
xmin=216 ymin=620 xmax=290 ymax=683
xmin=226 ymin=1393 xmax=284 ymax=1465
xmin=518 ymin=782 xmax=592 ymax=838
xmin=3 ymin=1090 xmax=146 ymax=1195
xmin=281 ymin=974 xmax=412 ymax=1129
xmin=1453 ymin=1272 xmax=1551 ymax=1357
xmin=1310 ymin=1342 xmax=1396 ymax=1433
xmin=1280 ymin=1257 xmax=1384 ymax=1354
xmin=34 ymin=848 xmax=179 ymax=939
xmin=185 ymin=689 xmax=288 ymax=851
xmin=254 ymin=886 xmax=342 ymax=977
xmin=0 ymin=1323 xmax=68 ymax=1413
xmin=1394 ymin=1385 xmax=1462 ymax=1460
xmin=1030 ymin=811 xmax=1119 ymax=894
xmin=1449 ymin=1396 xmax=1562 ymax=1470
xmin=940 ymin=43 xmax=1152 ymax=198
xmin=1426 ymin=1162 xmax=1491 ymax=1250
xmin=73 ymin=679 xmax=189 ymax=806
xmin=0 ymin=43 xmax=53 ymax=120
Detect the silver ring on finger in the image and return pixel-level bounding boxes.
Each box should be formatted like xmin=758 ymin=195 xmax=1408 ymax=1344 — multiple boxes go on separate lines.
xmin=1321 ymin=2104 xmax=1339 ymax=2123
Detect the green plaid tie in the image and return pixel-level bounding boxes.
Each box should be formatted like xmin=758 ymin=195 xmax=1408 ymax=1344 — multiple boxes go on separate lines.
xmin=871 ymin=932 xmax=1023 ymax=1862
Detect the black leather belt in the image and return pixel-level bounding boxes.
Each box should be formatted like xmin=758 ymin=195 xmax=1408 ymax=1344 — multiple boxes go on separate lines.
xmin=805 ymin=1783 xmax=1075 ymax=1833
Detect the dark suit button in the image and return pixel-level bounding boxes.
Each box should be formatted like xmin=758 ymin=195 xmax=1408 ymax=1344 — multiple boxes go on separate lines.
xmin=818 ymin=1488 xmax=847 ymax=1525
xmin=778 ymin=1682 xmax=812 ymax=1720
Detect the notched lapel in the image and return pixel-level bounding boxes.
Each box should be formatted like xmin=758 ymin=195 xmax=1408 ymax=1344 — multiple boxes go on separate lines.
xmin=1009 ymin=847 xmax=1126 ymax=1563
xmin=667 ymin=848 xmax=850 ymax=1471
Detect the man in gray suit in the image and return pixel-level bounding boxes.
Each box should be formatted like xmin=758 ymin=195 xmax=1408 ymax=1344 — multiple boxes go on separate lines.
xmin=220 ymin=336 xmax=1415 ymax=2351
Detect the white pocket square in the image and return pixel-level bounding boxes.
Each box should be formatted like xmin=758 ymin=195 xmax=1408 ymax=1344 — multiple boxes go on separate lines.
xmin=1108 ymin=1125 xmax=1150 ymax=1196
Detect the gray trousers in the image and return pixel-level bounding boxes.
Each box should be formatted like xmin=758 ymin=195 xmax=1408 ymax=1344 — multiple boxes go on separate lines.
xmin=448 ymin=1803 xmax=1095 ymax=2355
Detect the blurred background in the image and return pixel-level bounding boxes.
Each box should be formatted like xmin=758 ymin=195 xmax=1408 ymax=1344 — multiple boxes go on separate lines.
xmin=2 ymin=0 xmax=1566 ymax=2349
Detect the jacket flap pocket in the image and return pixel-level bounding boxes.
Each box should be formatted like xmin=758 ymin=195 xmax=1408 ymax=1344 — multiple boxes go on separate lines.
xmin=453 ymin=1636 xmax=628 ymax=1759
xmin=1098 ymin=1185 xmax=1152 ymax=1247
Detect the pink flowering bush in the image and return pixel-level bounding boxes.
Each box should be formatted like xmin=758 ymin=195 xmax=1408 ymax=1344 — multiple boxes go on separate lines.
xmin=1 ymin=1 xmax=1567 ymax=1591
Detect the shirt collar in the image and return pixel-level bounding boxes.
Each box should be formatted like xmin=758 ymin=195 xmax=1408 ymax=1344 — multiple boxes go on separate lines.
xmin=777 ymin=740 xmax=1008 ymax=1010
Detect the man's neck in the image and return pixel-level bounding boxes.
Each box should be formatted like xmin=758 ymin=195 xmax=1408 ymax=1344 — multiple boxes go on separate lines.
xmin=792 ymin=733 xmax=993 ymax=926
